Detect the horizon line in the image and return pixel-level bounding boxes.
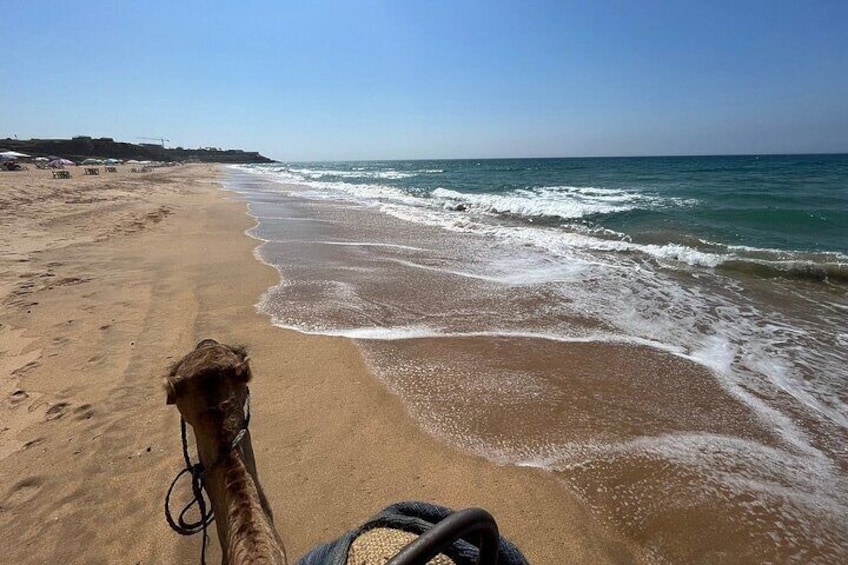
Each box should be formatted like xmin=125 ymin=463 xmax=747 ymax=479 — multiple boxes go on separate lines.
xmin=270 ymin=151 xmax=848 ymax=163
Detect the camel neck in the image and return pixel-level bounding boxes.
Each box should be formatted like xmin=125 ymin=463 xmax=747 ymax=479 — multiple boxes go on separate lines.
xmin=203 ymin=446 xmax=286 ymax=564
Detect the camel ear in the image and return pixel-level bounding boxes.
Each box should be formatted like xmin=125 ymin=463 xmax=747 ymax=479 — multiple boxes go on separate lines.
xmin=164 ymin=379 xmax=177 ymax=405
xmin=196 ymin=338 xmax=219 ymax=350
xmin=234 ymin=358 xmax=252 ymax=382
xmin=230 ymin=345 xmax=249 ymax=362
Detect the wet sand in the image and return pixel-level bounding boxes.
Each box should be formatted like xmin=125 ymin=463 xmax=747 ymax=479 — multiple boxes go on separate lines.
xmin=363 ymin=337 xmax=841 ymax=562
xmin=0 ymin=165 xmax=636 ymax=563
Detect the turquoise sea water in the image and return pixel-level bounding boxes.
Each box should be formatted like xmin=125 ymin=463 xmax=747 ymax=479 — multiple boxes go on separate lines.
xmin=230 ymin=155 xmax=848 ymax=562
xmin=255 ymin=154 xmax=846 ymax=261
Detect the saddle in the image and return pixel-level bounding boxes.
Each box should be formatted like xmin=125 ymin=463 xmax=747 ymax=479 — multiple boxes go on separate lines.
xmin=298 ymin=501 xmax=528 ymax=565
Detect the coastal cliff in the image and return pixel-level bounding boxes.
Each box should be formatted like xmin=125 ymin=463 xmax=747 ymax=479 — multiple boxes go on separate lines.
xmin=0 ymin=137 xmax=273 ymax=163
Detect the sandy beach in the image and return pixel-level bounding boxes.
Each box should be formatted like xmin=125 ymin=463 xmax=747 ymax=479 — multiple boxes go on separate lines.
xmin=0 ymin=165 xmax=637 ymax=564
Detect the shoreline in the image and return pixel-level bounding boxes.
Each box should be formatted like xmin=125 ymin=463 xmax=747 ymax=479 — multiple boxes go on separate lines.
xmin=0 ymin=165 xmax=637 ymax=563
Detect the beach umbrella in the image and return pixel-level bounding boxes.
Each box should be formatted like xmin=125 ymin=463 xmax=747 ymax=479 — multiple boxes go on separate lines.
xmin=0 ymin=150 xmax=31 ymax=159
xmin=33 ymin=157 xmax=49 ymax=162
xmin=48 ymin=158 xmax=75 ymax=168
xmin=81 ymin=158 xmax=102 ymax=165
xmin=104 ymin=158 xmax=120 ymax=164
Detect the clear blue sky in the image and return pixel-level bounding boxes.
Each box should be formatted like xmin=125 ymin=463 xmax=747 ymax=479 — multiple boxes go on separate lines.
xmin=3 ymin=1 xmax=847 ymax=160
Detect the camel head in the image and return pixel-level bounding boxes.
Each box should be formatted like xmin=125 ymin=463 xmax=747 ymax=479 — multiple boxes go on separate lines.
xmin=165 ymin=340 xmax=288 ymax=564
xmin=165 ymin=339 xmax=252 ymax=448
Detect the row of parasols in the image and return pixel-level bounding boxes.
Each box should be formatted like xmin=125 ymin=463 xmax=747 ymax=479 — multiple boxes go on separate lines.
xmin=1 ymin=151 xmax=150 ymax=168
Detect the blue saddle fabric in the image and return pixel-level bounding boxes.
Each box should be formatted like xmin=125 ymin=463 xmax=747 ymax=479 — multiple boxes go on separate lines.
xmin=297 ymin=501 xmax=529 ymax=565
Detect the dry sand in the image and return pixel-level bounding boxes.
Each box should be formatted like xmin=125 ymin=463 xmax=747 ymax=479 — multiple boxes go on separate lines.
xmin=0 ymin=165 xmax=640 ymax=563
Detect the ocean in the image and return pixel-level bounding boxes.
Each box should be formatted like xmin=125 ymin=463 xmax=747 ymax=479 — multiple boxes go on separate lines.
xmin=226 ymin=155 xmax=848 ymax=563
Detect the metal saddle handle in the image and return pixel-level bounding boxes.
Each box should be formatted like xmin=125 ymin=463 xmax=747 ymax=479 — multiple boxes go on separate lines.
xmin=386 ymin=507 xmax=500 ymax=565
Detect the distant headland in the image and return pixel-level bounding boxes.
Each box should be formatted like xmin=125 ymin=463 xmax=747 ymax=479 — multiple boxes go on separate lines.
xmin=0 ymin=136 xmax=273 ymax=164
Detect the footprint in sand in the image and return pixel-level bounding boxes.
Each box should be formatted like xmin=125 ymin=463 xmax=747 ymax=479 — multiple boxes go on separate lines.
xmin=8 ymin=389 xmax=28 ymax=405
xmin=11 ymin=281 xmax=36 ymax=296
xmin=45 ymin=402 xmax=70 ymax=421
xmin=73 ymin=404 xmax=95 ymax=421
xmin=11 ymin=360 xmax=39 ymax=377
xmin=22 ymin=437 xmax=44 ymax=450
xmin=3 ymin=476 xmax=44 ymax=508
xmin=50 ymin=277 xmax=90 ymax=288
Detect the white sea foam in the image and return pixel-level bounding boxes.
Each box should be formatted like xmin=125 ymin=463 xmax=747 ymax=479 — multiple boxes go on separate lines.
xmin=249 ymin=165 xmax=672 ymax=221
xmin=382 ymin=256 xmax=589 ymax=285
xmin=294 ymin=179 xmax=423 ymax=208
xmin=431 ymin=186 xmax=641 ymax=219
xmin=244 ymin=165 xmax=846 ymax=277
xmin=378 ymin=198 xmax=848 ymax=277
xmin=378 ymin=202 xmax=730 ymax=268
xmin=285 ymin=166 xmax=418 ymax=180
xmin=239 ymin=165 xmax=739 ymax=270
xmin=318 ymin=326 xmax=443 ymax=340
xmin=229 ymin=164 xmax=848 ymax=476
xmin=431 ymin=184 xmax=695 ymax=221
xmin=269 ymin=239 xmax=426 ymax=252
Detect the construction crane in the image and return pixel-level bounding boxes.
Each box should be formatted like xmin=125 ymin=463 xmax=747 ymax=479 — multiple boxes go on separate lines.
xmin=137 ymin=136 xmax=170 ymax=148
